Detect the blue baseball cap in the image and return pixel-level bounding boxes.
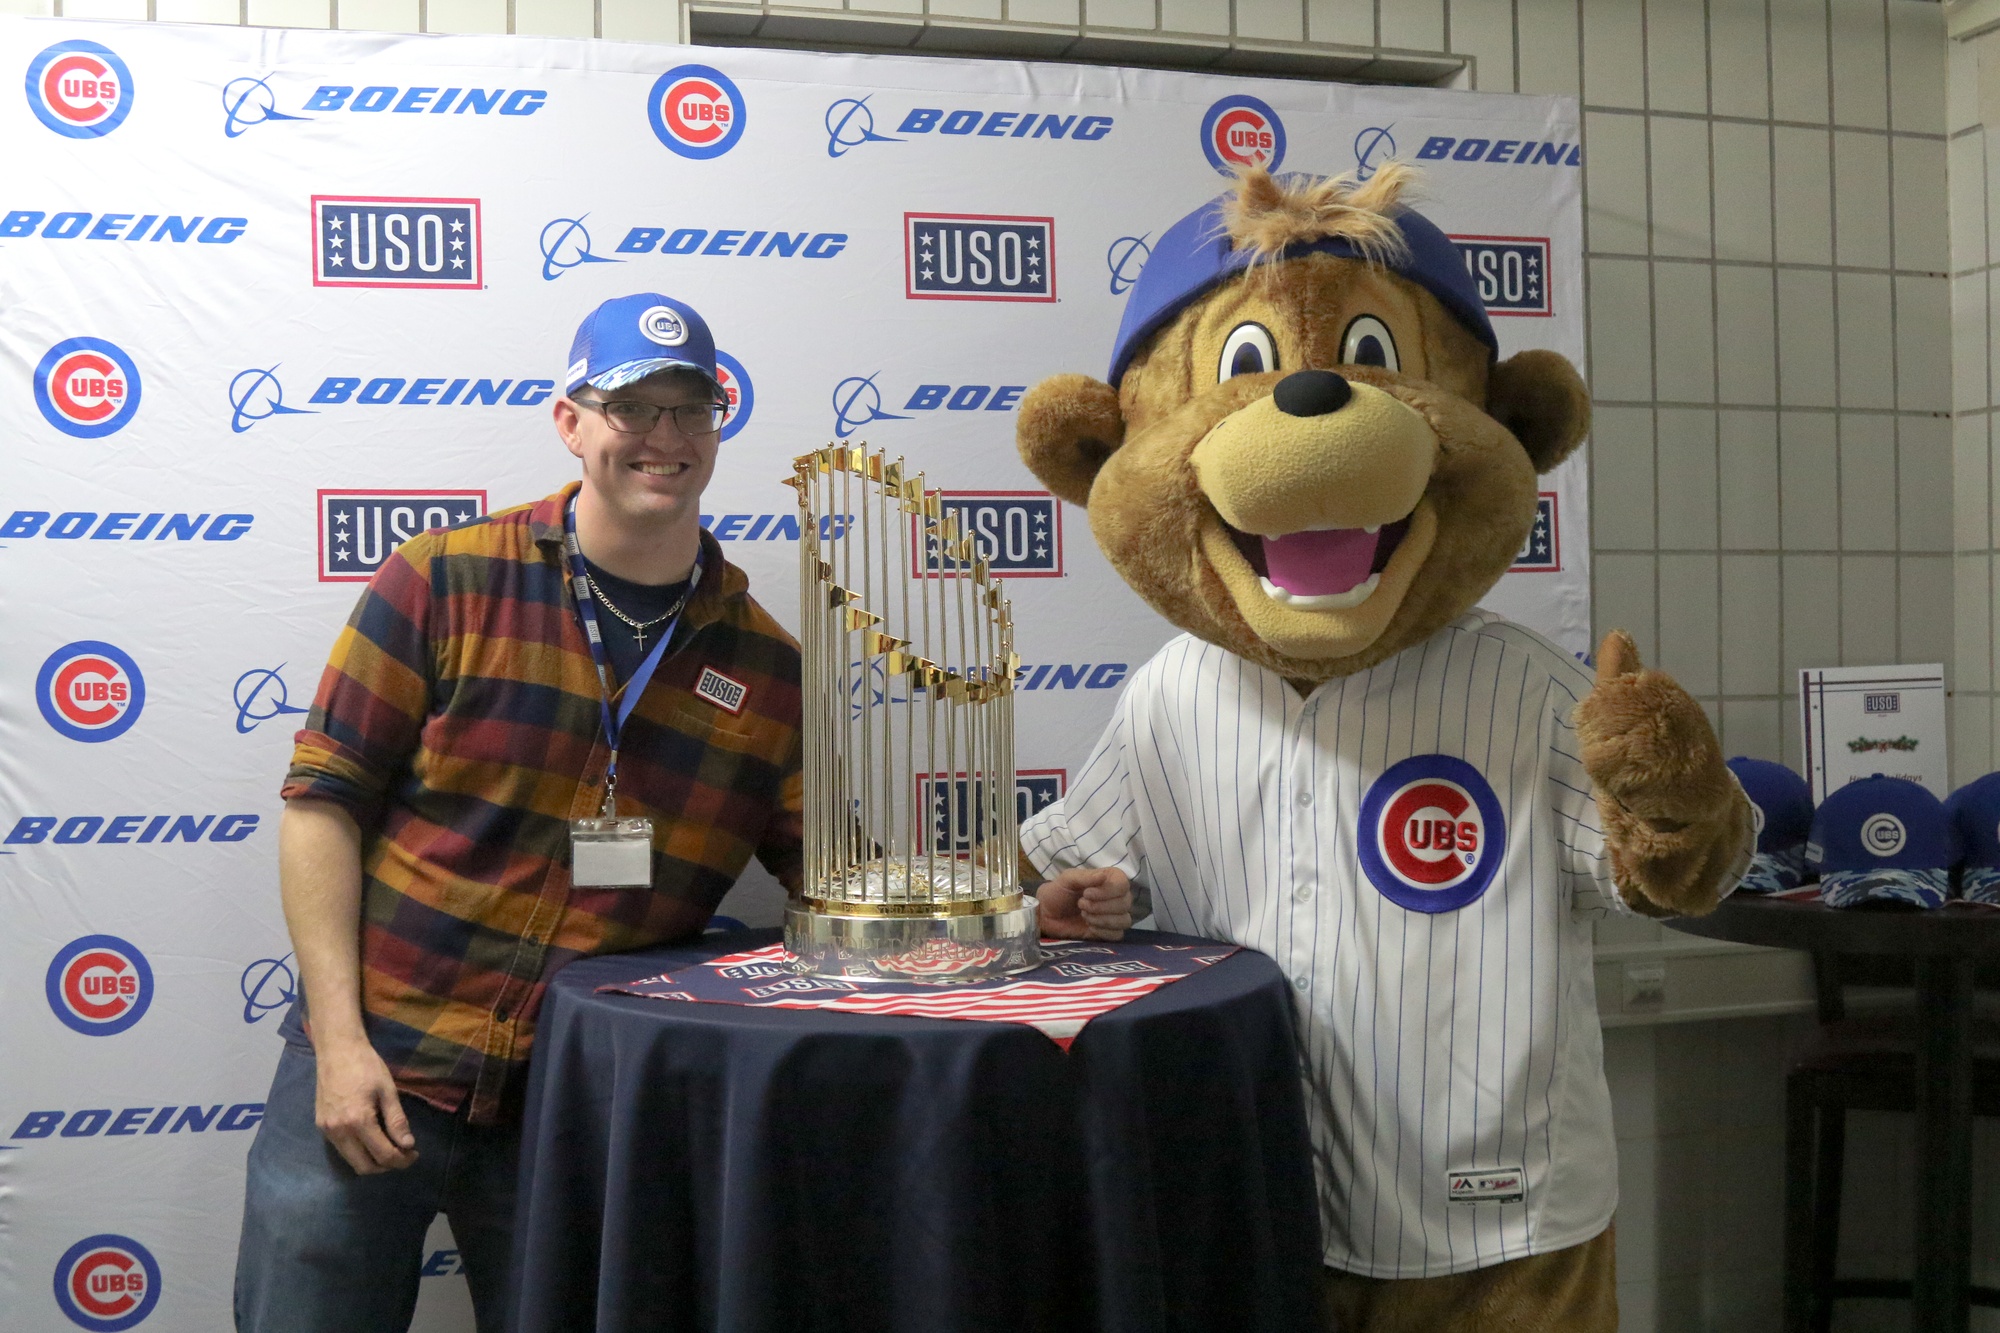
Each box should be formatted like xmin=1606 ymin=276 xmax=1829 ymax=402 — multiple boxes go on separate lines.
xmin=1807 ymin=775 xmax=1957 ymax=909
xmin=1727 ymin=757 xmax=1814 ymax=893
xmin=565 ymin=293 xmax=719 ymax=397
xmin=1946 ymin=772 xmax=2000 ymax=905
xmin=1106 ymin=184 xmax=1497 ymax=386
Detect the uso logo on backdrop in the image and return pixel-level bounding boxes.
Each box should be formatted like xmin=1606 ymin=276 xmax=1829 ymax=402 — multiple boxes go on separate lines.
xmin=317 ymin=489 xmax=486 ymax=582
xmin=26 ymin=40 xmax=133 ymax=138
xmin=1200 ymin=94 xmax=1284 ymax=173
xmin=45 ymin=936 xmax=154 ymax=1037
xmin=649 ymin=64 xmax=745 ymax=159
xmin=905 ymin=214 xmax=1054 ymax=301
xmin=1357 ymin=755 xmax=1507 ymax=913
xmin=53 ymin=1234 xmax=161 ymax=1330
xmin=37 ymin=641 xmax=145 ymax=743
xmin=34 ymin=338 xmax=141 ymax=439
xmin=312 ymin=196 xmax=482 ymax=289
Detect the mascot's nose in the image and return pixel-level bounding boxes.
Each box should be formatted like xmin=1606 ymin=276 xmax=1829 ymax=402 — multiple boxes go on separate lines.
xmin=1272 ymin=370 xmax=1353 ymax=418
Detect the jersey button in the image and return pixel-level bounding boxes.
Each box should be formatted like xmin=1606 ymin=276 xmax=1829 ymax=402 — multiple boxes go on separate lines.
xmin=1292 ymin=974 xmax=1309 ymax=991
xmin=1295 ymin=790 xmax=1312 ymax=807
xmin=1294 ymin=883 xmax=1312 ymax=903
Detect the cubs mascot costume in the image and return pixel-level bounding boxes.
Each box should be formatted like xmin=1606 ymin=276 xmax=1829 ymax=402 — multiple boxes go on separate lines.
xmin=1014 ymin=165 xmax=1753 ymax=1331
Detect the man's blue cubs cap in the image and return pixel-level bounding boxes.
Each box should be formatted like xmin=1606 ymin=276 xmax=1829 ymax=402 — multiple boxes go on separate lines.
xmin=1946 ymin=772 xmax=2000 ymax=904
xmin=1107 ymin=184 xmax=1497 ymax=386
xmin=1808 ymin=775 xmax=1957 ymax=909
xmin=1728 ymin=758 xmax=1814 ymax=854
xmin=565 ymin=293 xmax=719 ymax=397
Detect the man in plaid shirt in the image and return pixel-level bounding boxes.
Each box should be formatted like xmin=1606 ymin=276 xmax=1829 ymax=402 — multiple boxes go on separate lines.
xmin=233 ymin=293 xmax=1132 ymax=1333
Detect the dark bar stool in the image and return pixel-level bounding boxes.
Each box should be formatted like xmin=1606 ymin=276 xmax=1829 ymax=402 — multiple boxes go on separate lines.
xmin=1782 ymin=953 xmax=2000 ymax=1332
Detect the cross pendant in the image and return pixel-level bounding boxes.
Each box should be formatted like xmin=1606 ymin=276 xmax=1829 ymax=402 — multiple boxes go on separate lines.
xmin=632 ymin=625 xmax=649 ymax=651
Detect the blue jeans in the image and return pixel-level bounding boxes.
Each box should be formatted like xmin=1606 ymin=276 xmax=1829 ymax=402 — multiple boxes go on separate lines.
xmin=234 ymin=1040 xmax=519 ymax=1332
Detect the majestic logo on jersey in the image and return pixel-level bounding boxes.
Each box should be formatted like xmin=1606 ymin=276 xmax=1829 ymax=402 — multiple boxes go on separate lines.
xmin=1200 ymin=94 xmax=1284 ymax=174
xmin=46 ymin=936 xmax=154 ymax=1036
xmin=1357 ymin=755 xmax=1506 ymax=913
xmin=37 ymin=641 xmax=145 ymax=742
xmin=34 ymin=338 xmax=141 ymax=439
xmin=649 ymin=64 xmax=744 ymax=159
xmin=53 ymin=1234 xmax=161 ymax=1329
xmin=27 ymin=41 xmax=134 ymax=138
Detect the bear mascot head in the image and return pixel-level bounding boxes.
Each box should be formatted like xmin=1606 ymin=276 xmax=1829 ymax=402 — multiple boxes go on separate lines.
xmin=1016 ymin=163 xmax=1589 ymax=687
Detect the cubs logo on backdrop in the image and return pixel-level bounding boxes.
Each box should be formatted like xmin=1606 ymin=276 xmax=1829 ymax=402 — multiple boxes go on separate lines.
xmin=26 ymin=40 xmax=133 ymax=138
xmin=715 ymin=350 xmax=754 ymax=442
xmin=53 ymin=1234 xmax=161 ymax=1330
xmin=318 ymin=490 xmax=486 ymax=581
xmin=311 ymin=196 xmax=482 ymax=289
xmin=37 ymin=641 xmax=145 ymax=743
xmin=34 ymin=338 xmax=140 ymax=439
xmin=1356 ymin=755 xmax=1507 ymax=913
xmin=1200 ymin=94 xmax=1284 ymax=173
xmin=45 ymin=936 xmax=154 ymax=1037
xmin=1451 ymin=235 xmax=1552 ymax=316
xmin=905 ymin=214 xmax=1054 ymax=301
xmin=915 ymin=493 xmax=1062 ymax=578
xmin=649 ymin=64 xmax=745 ymax=159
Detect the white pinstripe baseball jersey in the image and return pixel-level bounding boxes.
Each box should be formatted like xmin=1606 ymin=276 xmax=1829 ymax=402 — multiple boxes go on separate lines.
xmin=1022 ymin=611 xmax=1626 ymax=1279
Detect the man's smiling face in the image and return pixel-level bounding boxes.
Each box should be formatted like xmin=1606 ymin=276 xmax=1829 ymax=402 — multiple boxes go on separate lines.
xmin=555 ymin=369 xmax=723 ymax=528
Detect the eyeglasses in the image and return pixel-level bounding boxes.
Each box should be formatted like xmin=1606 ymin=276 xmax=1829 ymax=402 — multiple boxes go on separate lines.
xmin=573 ymin=396 xmax=728 ymax=436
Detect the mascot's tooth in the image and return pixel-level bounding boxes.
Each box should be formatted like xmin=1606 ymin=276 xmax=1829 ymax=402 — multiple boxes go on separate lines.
xmin=1364 ymin=525 xmax=1380 ymax=534
xmin=1258 ymin=574 xmax=1380 ymax=610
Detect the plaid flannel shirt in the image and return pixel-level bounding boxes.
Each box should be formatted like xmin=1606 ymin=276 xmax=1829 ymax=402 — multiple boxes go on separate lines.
xmin=282 ymin=483 xmax=803 ymax=1124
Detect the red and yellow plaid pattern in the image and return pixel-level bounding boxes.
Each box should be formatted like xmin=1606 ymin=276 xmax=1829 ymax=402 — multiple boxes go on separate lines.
xmin=282 ymin=484 xmax=803 ymax=1123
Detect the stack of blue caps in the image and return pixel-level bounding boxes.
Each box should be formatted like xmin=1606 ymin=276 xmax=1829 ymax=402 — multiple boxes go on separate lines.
xmin=1806 ymin=774 xmax=1958 ymax=910
xmin=1946 ymin=772 xmax=2000 ymax=906
xmin=1727 ymin=758 xmax=1815 ymax=893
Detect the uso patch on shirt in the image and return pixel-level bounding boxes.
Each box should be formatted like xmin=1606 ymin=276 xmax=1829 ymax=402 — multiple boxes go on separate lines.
xmin=1356 ymin=754 xmax=1506 ymax=913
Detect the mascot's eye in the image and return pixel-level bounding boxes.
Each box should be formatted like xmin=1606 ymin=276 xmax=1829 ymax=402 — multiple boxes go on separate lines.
xmin=1339 ymin=315 xmax=1400 ymax=372
xmin=1218 ymin=322 xmax=1279 ymax=381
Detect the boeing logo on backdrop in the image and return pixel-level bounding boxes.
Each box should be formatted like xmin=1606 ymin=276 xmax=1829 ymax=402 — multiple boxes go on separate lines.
xmin=318 ymin=489 xmax=486 ymax=582
xmin=233 ymin=368 xmax=554 ymax=429
xmin=233 ymin=666 xmax=309 ymax=734
xmin=37 ymin=641 xmax=144 ymax=743
xmin=0 ymin=509 xmax=253 ymax=542
xmin=1201 ymin=94 xmax=1285 ymax=173
xmin=222 ymin=76 xmax=547 ymax=135
xmin=5 ymin=813 xmax=262 ymax=846
xmin=915 ymin=493 xmax=1062 ymax=578
xmin=240 ymin=953 xmax=297 ymax=1023
xmin=1416 ymin=134 xmax=1581 ymax=167
xmin=1353 ymin=125 xmax=1397 ymax=179
xmin=13 ymin=1103 xmax=264 ymax=1141
xmin=649 ymin=64 xmax=745 ymax=159
xmin=45 ymin=936 xmax=154 ymax=1036
xmin=606 ymin=224 xmax=847 ymax=261
xmin=906 ymin=214 xmax=1054 ymax=302
xmin=822 ymin=96 xmax=1114 ymax=157
xmin=229 ymin=367 xmax=315 ymax=433
xmin=27 ymin=40 xmax=133 ymax=138
xmin=53 ymin=1234 xmax=161 ymax=1330
xmin=1105 ymin=234 xmax=1149 ymax=295
xmin=312 ymin=196 xmax=482 ymax=289
xmin=220 ymin=75 xmax=306 ymax=137
xmin=0 ymin=211 xmax=246 ymax=244
xmin=830 ymin=376 xmax=1025 ymax=436
xmin=538 ymin=216 xmax=621 ymax=280
xmin=34 ymin=338 xmax=141 ymax=439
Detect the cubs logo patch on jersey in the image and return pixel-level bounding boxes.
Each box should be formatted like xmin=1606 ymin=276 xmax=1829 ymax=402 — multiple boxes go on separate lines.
xmin=1356 ymin=753 xmax=1506 ymax=913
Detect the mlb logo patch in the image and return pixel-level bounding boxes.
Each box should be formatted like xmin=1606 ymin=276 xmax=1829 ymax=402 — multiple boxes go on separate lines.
xmin=1450 ymin=235 xmax=1552 ymax=316
xmin=1511 ymin=494 xmax=1559 ymax=572
xmin=695 ymin=666 xmax=748 ymax=714
xmin=914 ymin=493 xmax=1063 ymax=578
xmin=317 ymin=489 xmax=485 ymax=582
xmin=906 ymin=214 xmax=1055 ymax=302
xmin=1447 ymin=1167 xmax=1525 ymax=1204
xmin=312 ymin=196 xmax=483 ymax=289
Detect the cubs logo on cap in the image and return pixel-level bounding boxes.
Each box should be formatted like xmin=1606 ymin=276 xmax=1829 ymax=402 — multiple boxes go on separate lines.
xmin=34 ymin=338 xmax=141 ymax=439
xmin=1726 ymin=757 xmax=1814 ymax=893
xmin=1946 ymin=771 xmax=2000 ymax=905
xmin=648 ymin=63 xmax=745 ymax=159
xmin=53 ymin=1233 xmax=161 ymax=1330
xmin=46 ymin=935 xmax=154 ymax=1036
xmin=1808 ymin=774 xmax=1955 ymax=909
xmin=37 ymin=641 xmax=145 ymax=743
xmin=566 ymin=293 xmax=720 ymax=397
xmin=26 ymin=40 xmax=134 ymax=138
xmin=1357 ymin=754 xmax=1506 ymax=913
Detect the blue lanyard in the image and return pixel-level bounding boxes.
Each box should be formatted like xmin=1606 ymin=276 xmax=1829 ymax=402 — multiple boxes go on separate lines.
xmin=563 ymin=496 xmax=700 ymax=813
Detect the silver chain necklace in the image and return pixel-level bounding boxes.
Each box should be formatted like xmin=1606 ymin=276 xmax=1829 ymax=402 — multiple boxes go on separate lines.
xmin=588 ymin=573 xmax=691 ymax=652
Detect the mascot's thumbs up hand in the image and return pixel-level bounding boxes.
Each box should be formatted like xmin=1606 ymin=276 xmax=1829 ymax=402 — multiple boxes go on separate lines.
xmin=1572 ymin=630 xmax=1754 ymax=918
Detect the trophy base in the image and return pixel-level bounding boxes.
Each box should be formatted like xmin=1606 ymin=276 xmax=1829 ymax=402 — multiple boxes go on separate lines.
xmin=784 ymin=899 xmax=1042 ymax=984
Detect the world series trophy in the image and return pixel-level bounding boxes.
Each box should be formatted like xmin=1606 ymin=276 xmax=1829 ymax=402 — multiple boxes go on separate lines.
xmin=783 ymin=445 xmax=1042 ymax=982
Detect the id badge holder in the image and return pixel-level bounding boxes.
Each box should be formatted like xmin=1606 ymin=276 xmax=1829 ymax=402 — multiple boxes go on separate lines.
xmin=570 ymin=816 xmax=654 ymax=887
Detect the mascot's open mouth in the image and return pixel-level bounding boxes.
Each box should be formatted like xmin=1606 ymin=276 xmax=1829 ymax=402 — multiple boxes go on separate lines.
xmin=1228 ymin=518 xmax=1413 ymax=611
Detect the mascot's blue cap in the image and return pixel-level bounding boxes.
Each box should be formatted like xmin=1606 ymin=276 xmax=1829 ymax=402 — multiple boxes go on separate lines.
xmin=1107 ymin=189 xmax=1497 ymax=386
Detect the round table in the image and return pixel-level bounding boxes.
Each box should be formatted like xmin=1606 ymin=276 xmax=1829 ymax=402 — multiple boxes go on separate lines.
xmin=1665 ymin=895 xmax=2000 ymax=1333
xmin=510 ymin=928 xmax=1321 ymax=1333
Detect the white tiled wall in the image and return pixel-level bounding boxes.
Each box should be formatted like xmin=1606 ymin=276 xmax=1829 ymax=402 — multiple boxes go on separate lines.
xmin=9 ymin=0 xmax=1991 ymax=1327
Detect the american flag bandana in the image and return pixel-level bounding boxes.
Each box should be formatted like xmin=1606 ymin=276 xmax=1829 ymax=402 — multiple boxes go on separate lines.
xmin=599 ymin=938 xmax=1238 ymax=1049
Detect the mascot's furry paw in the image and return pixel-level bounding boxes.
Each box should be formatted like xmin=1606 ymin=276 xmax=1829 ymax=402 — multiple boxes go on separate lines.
xmin=1573 ymin=631 xmax=1754 ymax=917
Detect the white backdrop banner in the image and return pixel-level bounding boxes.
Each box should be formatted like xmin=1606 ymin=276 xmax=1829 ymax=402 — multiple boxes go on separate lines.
xmin=0 ymin=15 xmax=1585 ymax=1330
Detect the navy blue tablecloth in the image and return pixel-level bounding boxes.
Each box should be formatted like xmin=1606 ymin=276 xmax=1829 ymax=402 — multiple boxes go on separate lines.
xmin=511 ymin=928 xmax=1320 ymax=1333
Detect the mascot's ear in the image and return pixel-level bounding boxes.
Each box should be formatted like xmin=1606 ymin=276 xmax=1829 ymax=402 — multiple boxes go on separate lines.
xmin=1486 ymin=349 xmax=1591 ymax=474
xmin=1017 ymin=374 xmax=1126 ymax=507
